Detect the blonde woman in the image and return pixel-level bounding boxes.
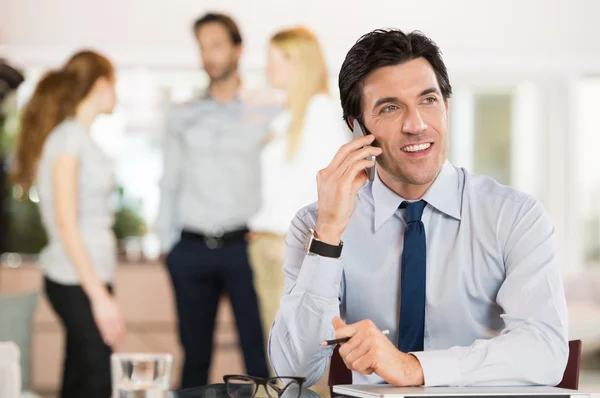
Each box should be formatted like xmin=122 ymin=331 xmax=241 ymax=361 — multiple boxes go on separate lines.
xmin=248 ymin=27 xmax=350 ymax=345
xmin=11 ymin=51 xmax=124 ymax=398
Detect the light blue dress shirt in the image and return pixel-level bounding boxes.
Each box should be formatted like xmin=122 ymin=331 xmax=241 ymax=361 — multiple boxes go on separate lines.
xmin=156 ymin=94 xmax=277 ymax=251
xmin=269 ymin=160 xmax=569 ymax=387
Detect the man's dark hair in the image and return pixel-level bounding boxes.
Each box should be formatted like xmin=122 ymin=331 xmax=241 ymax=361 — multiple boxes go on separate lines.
xmin=192 ymin=13 xmax=242 ymax=46
xmin=339 ymin=29 xmax=452 ymax=128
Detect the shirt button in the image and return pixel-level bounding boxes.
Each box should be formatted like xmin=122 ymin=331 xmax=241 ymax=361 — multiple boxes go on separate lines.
xmin=334 ymin=284 xmax=339 ymax=291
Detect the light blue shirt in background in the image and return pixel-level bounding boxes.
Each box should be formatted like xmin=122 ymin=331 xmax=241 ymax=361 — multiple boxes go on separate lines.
xmin=156 ymin=94 xmax=277 ymax=251
xmin=269 ymin=160 xmax=569 ymax=387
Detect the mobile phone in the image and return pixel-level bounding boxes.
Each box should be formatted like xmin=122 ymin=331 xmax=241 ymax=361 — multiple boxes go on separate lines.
xmin=352 ymin=121 xmax=376 ymax=181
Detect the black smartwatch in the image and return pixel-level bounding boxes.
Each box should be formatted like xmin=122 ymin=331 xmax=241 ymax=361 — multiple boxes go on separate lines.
xmin=304 ymin=228 xmax=343 ymax=258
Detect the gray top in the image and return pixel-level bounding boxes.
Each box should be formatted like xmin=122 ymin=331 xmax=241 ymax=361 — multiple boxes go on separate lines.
xmin=37 ymin=119 xmax=116 ymax=284
xmin=270 ymin=161 xmax=568 ymax=387
xmin=156 ymin=94 xmax=276 ymax=251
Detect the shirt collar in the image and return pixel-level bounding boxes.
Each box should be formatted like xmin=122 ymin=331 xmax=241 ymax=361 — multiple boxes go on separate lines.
xmin=200 ymin=80 xmax=246 ymax=104
xmin=372 ymin=170 xmax=405 ymax=231
xmin=372 ymin=160 xmax=461 ymax=231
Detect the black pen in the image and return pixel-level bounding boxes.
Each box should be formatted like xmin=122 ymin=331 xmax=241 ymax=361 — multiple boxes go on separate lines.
xmin=321 ymin=330 xmax=390 ymax=346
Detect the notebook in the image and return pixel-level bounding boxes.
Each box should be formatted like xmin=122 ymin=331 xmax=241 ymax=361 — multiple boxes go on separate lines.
xmin=332 ymin=385 xmax=591 ymax=398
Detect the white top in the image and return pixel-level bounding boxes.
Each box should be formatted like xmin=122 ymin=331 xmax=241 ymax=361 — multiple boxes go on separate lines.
xmin=36 ymin=119 xmax=116 ymax=284
xmin=248 ymin=94 xmax=351 ymax=234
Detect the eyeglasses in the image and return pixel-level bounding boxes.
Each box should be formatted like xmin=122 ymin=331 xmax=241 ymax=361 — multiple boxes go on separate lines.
xmin=223 ymin=375 xmax=307 ymax=398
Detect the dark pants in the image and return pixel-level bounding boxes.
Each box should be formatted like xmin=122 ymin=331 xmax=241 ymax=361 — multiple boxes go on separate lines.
xmin=44 ymin=277 xmax=112 ymax=398
xmin=166 ymin=233 xmax=269 ymax=389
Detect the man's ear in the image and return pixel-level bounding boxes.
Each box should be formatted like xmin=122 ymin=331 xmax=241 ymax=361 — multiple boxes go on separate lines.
xmin=347 ymin=117 xmax=355 ymax=130
xmin=233 ymin=44 xmax=243 ymax=63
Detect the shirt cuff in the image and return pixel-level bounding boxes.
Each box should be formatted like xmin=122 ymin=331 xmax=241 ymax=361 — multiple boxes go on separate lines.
xmin=411 ymin=349 xmax=462 ymax=387
xmin=295 ymin=254 xmax=343 ymax=298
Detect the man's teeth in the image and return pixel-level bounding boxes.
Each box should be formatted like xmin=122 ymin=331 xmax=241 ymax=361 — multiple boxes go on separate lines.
xmin=402 ymin=143 xmax=431 ymax=152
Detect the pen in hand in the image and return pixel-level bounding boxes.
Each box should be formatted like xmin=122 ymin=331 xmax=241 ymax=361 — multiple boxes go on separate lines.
xmin=320 ymin=330 xmax=390 ymax=346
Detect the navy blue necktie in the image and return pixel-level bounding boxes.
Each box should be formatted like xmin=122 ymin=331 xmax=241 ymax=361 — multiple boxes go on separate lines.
xmin=398 ymin=200 xmax=427 ymax=353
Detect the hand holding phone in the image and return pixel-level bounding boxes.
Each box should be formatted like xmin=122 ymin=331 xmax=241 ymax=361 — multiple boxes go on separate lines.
xmin=314 ymin=132 xmax=381 ymax=245
xmin=352 ymin=122 xmax=376 ymax=181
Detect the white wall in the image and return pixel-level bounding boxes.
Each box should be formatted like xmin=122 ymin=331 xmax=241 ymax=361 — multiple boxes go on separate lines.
xmin=2 ymin=0 xmax=600 ymax=74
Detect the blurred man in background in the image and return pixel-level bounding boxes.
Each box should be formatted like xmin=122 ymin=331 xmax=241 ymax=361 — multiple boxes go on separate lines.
xmin=157 ymin=13 xmax=271 ymax=388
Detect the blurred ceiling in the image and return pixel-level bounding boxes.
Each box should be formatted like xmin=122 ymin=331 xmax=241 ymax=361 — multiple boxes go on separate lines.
xmin=1 ymin=0 xmax=599 ymax=74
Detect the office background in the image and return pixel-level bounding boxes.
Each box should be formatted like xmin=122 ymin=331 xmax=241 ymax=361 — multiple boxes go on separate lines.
xmin=1 ymin=0 xmax=600 ymax=396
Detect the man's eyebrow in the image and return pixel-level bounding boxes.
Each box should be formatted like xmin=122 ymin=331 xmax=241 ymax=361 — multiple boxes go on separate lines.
xmin=418 ymin=87 xmax=441 ymax=97
xmin=373 ymin=97 xmax=400 ymax=110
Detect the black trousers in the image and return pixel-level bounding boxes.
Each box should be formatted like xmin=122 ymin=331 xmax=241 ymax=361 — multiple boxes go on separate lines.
xmin=166 ymin=233 xmax=269 ymax=389
xmin=44 ymin=277 xmax=113 ymax=398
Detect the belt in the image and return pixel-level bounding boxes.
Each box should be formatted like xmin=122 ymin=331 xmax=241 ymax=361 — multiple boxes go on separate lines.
xmin=181 ymin=227 xmax=249 ymax=249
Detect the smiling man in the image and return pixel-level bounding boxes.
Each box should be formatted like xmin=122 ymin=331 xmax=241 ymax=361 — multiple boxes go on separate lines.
xmin=268 ymin=29 xmax=569 ymax=387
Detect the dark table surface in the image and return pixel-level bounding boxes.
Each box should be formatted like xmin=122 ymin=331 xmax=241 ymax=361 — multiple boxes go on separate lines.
xmin=170 ymin=383 xmax=323 ymax=397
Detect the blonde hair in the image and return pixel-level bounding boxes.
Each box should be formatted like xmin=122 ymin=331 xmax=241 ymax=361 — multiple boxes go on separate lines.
xmin=270 ymin=27 xmax=329 ymax=159
xmin=11 ymin=51 xmax=114 ymax=192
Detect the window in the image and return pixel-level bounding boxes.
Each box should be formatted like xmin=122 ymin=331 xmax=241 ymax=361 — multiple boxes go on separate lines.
xmin=577 ymin=77 xmax=600 ymax=267
xmin=472 ymin=92 xmax=513 ymax=186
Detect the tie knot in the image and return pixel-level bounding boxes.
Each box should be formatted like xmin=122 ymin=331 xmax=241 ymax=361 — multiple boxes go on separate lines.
xmin=400 ymin=200 xmax=427 ymax=223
